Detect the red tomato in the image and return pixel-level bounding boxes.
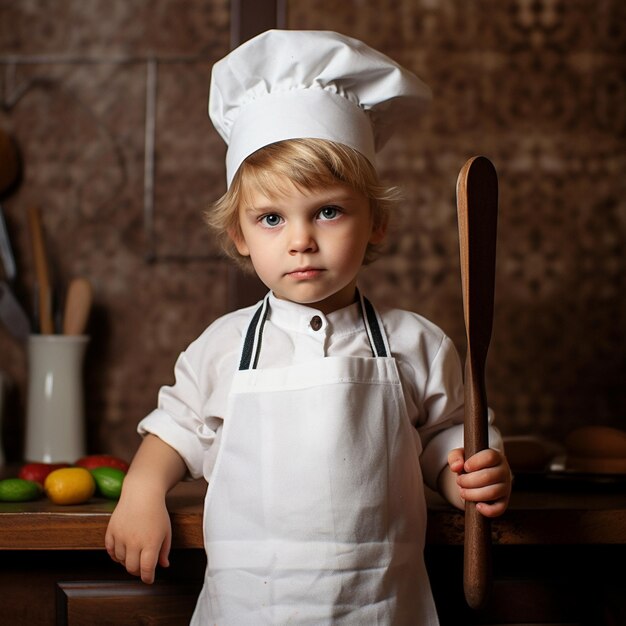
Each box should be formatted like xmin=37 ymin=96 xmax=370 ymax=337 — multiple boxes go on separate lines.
xmin=74 ymin=454 xmax=130 ymax=473
xmin=18 ymin=462 xmax=72 ymax=485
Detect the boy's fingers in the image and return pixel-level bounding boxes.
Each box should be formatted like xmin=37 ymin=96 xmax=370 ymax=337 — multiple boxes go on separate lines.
xmin=476 ymin=498 xmax=508 ymax=518
xmin=140 ymin=549 xmax=158 ymax=585
xmin=457 ymin=466 xmax=502 ymax=489
xmin=104 ymin=534 xmax=117 ymax=561
xmin=447 ymin=448 xmax=465 ymax=472
xmin=459 ymin=483 xmax=506 ymax=504
xmin=464 ymin=448 xmax=500 ymax=472
xmin=159 ymin=534 xmax=172 ymax=568
xmin=113 ymin=545 xmax=126 ymax=565
xmin=124 ymin=551 xmax=141 ymax=577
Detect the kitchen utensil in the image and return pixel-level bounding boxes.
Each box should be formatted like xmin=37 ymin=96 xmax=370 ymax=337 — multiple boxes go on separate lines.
xmin=0 ymin=128 xmax=20 ymax=198
xmin=0 ymin=205 xmax=16 ymax=283
xmin=63 ymin=277 xmax=93 ymax=335
xmin=0 ymin=128 xmax=20 ymax=281
xmin=0 ymin=128 xmax=20 ymax=282
xmin=0 ymin=128 xmax=30 ymax=341
xmin=0 ymin=281 xmax=30 ymax=342
xmin=0 ymin=206 xmax=30 ymax=341
xmin=27 ymin=206 xmax=54 ymax=334
xmin=456 ymin=155 xmax=498 ymax=609
xmin=0 ymin=370 xmax=6 ymax=466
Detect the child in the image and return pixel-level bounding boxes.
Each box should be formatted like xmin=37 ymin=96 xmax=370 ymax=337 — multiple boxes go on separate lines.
xmin=106 ymin=30 xmax=511 ymax=625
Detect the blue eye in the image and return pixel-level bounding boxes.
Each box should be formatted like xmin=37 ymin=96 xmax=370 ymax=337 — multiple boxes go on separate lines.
xmin=260 ymin=214 xmax=283 ymax=228
xmin=318 ymin=206 xmax=340 ymax=220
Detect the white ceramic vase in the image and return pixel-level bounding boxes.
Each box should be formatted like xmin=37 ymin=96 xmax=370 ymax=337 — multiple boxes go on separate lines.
xmin=25 ymin=335 xmax=89 ymax=463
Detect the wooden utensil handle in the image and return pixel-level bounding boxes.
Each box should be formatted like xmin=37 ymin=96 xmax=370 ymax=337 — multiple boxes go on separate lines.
xmin=463 ymin=358 xmax=492 ymax=609
xmin=63 ymin=277 xmax=92 ymax=335
xmin=464 ymin=503 xmax=492 ymax=608
xmin=465 ymin=358 xmax=490 ymax=454
xmin=27 ymin=206 xmax=54 ymax=334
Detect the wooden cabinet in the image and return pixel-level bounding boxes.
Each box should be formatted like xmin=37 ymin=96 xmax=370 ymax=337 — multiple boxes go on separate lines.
xmin=0 ymin=547 xmax=206 ymax=625
xmin=1 ymin=480 xmax=625 ymax=625
xmin=56 ymin=580 xmax=202 ymax=626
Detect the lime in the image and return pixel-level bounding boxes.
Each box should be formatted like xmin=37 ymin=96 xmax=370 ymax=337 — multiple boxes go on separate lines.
xmin=44 ymin=467 xmax=96 ymax=505
xmin=90 ymin=466 xmax=125 ymax=500
xmin=0 ymin=478 xmax=43 ymax=502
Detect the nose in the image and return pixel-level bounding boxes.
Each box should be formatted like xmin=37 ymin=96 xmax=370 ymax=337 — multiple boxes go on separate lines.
xmin=288 ymin=222 xmax=318 ymax=255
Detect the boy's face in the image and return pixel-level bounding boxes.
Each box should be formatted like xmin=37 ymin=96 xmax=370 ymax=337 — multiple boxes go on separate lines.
xmin=230 ymin=178 xmax=385 ymax=314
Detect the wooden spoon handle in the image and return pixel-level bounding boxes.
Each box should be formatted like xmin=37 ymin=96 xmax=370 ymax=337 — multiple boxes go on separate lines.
xmin=463 ymin=360 xmax=493 ymax=610
xmin=456 ymin=155 xmax=498 ymax=609
xmin=27 ymin=206 xmax=54 ymax=334
xmin=63 ymin=277 xmax=93 ymax=335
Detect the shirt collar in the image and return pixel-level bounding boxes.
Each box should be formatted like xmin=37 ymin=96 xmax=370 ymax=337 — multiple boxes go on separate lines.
xmin=267 ymin=291 xmax=363 ymax=336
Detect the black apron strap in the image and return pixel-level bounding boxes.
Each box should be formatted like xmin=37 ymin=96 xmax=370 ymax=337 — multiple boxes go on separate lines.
xmin=239 ymin=291 xmax=389 ymax=370
xmin=358 ymin=291 xmax=389 ymax=358
xmin=239 ymin=293 xmax=270 ymax=371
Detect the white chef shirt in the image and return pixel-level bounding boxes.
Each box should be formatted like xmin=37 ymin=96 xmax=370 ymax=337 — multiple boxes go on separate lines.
xmin=138 ymin=292 xmax=502 ymax=491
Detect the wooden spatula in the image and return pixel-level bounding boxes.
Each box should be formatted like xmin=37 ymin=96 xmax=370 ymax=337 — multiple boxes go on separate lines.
xmin=63 ymin=277 xmax=93 ymax=335
xmin=27 ymin=206 xmax=54 ymax=334
xmin=456 ymin=155 xmax=498 ymax=609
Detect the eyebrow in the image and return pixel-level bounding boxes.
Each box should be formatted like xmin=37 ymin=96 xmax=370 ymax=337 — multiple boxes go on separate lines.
xmin=317 ymin=195 xmax=356 ymax=205
xmin=245 ymin=194 xmax=357 ymax=213
xmin=244 ymin=204 xmax=274 ymax=216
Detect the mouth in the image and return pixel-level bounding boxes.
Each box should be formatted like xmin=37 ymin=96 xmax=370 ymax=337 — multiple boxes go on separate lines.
xmin=286 ymin=267 xmax=324 ymax=280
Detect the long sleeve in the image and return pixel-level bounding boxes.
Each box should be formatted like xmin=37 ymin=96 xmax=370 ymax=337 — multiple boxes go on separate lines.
xmin=137 ymin=305 xmax=256 ymax=481
xmin=382 ymin=308 xmax=503 ymax=491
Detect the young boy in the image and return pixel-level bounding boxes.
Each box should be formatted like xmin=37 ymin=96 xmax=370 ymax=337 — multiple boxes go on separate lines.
xmin=106 ymin=30 xmax=511 ymax=625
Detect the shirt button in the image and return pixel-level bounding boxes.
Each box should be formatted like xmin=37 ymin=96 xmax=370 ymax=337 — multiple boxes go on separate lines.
xmin=310 ymin=315 xmax=323 ymax=331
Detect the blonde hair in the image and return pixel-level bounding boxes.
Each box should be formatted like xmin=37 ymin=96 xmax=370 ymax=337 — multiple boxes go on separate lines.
xmin=205 ymin=138 xmax=400 ymax=271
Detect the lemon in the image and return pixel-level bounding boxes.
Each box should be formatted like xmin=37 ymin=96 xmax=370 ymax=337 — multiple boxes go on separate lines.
xmin=44 ymin=467 xmax=96 ymax=505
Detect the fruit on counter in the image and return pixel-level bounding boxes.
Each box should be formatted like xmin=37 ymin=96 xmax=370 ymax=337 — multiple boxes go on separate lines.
xmin=90 ymin=467 xmax=125 ymax=500
xmin=44 ymin=467 xmax=96 ymax=505
xmin=0 ymin=478 xmax=44 ymax=502
xmin=18 ymin=462 xmax=72 ymax=486
xmin=74 ymin=454 xmax=130 ymax=473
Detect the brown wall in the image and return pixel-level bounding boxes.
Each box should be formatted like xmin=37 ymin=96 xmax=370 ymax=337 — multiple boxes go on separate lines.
xmin=0 ymin=0 xmax=624 ymax=464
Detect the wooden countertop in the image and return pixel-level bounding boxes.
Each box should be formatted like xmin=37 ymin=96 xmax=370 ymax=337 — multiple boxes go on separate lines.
xmin=1 ymin=479 xmax=625 ymax=551
xmin=426 ymin=487 xmax=626 ymax=546
xmin=0 ymin=480 xmax=205 ymax=551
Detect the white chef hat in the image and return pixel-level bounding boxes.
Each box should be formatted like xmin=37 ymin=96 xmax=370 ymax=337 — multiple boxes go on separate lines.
xmin=209 ymin=29 xmax=432 ymax=186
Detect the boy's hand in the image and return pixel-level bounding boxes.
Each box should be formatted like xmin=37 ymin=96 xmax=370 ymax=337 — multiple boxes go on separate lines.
xmin=104 ymin=434 xmax=187 ymax=584
xmin=105 ymin=486 xmax=172 ymax=584
xmin=447 ymin=447 xmax=512 ymax=517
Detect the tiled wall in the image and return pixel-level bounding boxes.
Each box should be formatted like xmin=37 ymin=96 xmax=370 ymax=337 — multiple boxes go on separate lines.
xmin=0 ymin=0 xmax=624 ymax=463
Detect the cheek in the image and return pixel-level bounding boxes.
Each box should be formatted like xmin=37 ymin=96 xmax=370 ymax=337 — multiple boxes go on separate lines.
xmin=333 ymin=231 xmax=370 ymax=267
xmin=246 ymin=244 xmax=278 ymax=281
xmin=349 ymin=223 xmax=376 ymax=253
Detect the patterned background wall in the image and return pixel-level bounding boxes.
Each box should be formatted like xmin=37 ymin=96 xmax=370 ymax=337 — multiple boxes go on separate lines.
xmin=0 ymin=0 xmax=624 ymax=464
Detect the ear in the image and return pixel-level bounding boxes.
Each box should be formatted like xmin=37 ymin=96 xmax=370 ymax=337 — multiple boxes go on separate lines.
xmin=228 ymin=227 xmax=250 ymax=256
xmin=369 ymin=217 xmax=388 ymax=245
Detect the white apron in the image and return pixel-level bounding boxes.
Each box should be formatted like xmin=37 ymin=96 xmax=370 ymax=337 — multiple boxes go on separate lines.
xmin=191 ymin=293 xmax=439 ymax=625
